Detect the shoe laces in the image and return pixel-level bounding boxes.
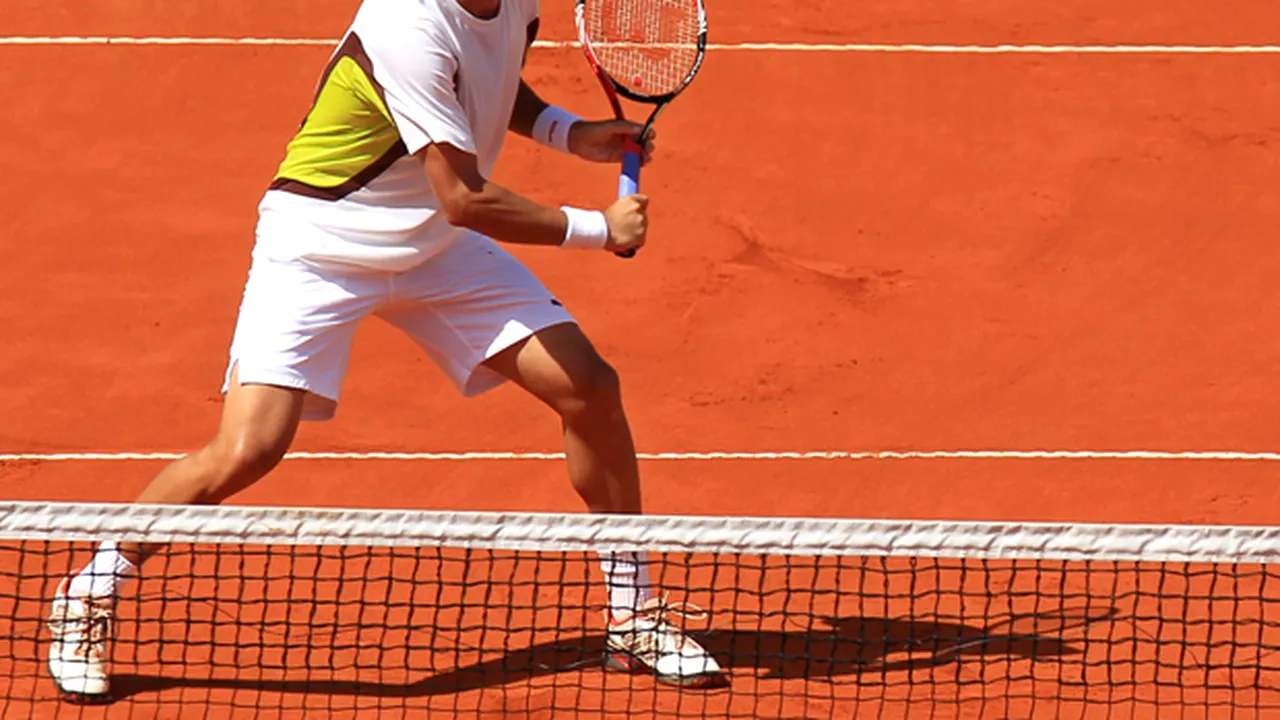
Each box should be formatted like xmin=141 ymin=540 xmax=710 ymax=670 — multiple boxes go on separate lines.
xmin=637 ymin=594 xmax=709 ymax=625
xmin=615 ymin=594 xmax=709 ymax=652
xmin=53 ymin=598 xmax=113 ymax=661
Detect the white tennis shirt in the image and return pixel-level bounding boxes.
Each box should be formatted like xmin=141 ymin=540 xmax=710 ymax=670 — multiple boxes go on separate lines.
xmin=256 ymin=0 xmax=540 ymax=272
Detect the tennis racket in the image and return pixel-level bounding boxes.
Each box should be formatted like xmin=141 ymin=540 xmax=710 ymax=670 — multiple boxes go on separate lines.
xmin=575 ymin=0 xmax=708 ymax=258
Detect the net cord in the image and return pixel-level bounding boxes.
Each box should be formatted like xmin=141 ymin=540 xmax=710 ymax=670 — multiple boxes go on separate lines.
xmin=3 ymin=501 xmax=1280 ymax=563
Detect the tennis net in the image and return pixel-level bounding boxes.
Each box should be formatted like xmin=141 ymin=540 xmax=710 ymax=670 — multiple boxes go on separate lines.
xmin=2 ymin=501 xmax=1280 ymax=718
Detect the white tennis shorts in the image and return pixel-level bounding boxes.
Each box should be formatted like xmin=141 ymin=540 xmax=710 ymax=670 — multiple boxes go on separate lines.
xmin=223 ymin=225 xmax=576 ymax=421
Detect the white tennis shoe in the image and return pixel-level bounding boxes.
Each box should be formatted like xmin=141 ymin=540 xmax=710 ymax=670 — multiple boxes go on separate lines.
xmin=47 ymin=578 xmax=114 ymax=701
xmin=605 ymin=595 xmax=725 ymax=687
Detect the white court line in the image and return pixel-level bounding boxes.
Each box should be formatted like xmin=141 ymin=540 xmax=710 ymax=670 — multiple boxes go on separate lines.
xmin=1 ymin=450 xmax=1279 ymax=462
xmin=3 ymin=37 xmax=1280 ymax=53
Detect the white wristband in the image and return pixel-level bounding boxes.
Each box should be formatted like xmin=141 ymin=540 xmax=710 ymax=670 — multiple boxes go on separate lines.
xmin=533 ymin=106 xmax=583 ymax=153
xmin=560 ymin=206 xmax=610 ymax=250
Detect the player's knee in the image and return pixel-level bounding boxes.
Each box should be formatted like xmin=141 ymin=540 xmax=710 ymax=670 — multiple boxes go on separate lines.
xmin=226 ymin=436 xmax=289 ymax=480
xmin=201 ymin=434 xmax=289 ymax=499
xmin=558 ymin=358 xmax=623 ymax=423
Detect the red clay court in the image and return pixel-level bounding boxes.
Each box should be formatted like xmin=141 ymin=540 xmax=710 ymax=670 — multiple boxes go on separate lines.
xmin=3 ymin=1 xmax=1280 ymax=718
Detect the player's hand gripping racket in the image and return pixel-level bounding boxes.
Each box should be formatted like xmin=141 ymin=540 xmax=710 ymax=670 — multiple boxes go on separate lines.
xmin=575 ymin=0 xmax=708 ymax=258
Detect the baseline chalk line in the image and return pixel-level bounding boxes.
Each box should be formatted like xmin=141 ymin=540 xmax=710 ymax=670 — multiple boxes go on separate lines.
xmin=3 ymin=37 xmax=1280 ymax=54
xmin=2 ymin=450 xmax=1279 ymax=462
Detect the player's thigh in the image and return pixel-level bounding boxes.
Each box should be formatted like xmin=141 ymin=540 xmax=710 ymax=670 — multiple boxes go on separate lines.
xmin=483 ymin=323 xmax=619 ymax=413
xmin=212 ymin=364 xmax=307 ymax=466
xmin=378 ymin=234 xmax=578 ymax=398
xmin=226 ymin=252 xmax=387 ymax=421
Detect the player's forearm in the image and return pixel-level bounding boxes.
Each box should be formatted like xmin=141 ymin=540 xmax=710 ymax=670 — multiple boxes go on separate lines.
xmin=443 ymin=181 xmax=568 ymax=247
xmin=424 ymin=141 xmax=589 ymax=248
xmin=509 ymin=80 xmax=550 ymax=139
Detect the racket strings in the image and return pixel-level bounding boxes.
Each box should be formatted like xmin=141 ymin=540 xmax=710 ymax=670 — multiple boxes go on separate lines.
xmin=584 ymin=0 xmax=701 ymax=97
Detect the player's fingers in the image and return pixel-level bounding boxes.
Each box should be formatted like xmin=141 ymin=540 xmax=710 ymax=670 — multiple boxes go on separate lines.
xmin=630 ymin=193 xmax=651 ymax=209
xmin=642 ymin=138 xmax=656 ymax=162
xmin=611 ymin=119 xmax=646 ymax=137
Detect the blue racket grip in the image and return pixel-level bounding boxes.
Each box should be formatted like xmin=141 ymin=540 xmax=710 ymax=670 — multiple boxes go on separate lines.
xmin=618 ymin=150 xmax=642 ymax=198
xmin=615 ymin=149 xmax=643 ymax=258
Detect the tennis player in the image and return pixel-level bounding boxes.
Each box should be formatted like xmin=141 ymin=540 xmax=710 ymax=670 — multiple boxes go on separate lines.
xmin=47 ymin=0 xmax=722 ymax=701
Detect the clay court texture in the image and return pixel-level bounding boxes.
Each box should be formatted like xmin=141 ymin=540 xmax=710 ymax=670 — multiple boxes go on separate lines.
xmin=3 ymin=0 xmax=1280 ymax=717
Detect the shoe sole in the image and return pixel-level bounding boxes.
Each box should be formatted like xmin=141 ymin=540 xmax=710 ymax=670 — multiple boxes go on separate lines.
xmin=604 ymin=650 xmax=728 ymax=689
xmin=54 ymin=689 xmax=113 ymax=706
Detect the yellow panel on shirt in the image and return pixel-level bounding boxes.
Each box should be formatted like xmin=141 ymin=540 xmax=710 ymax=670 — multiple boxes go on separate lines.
xmin=271 ymin=34 xmax=407 ymax=200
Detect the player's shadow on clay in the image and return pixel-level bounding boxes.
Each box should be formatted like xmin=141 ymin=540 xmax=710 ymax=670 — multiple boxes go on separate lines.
xmin=106 ymin=605 xmax=1111 ymax=702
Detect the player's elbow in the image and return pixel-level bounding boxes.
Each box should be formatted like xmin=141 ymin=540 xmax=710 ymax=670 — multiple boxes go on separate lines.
xmin=422 ymin=143 xmax=491 ymax=229
xmin=440 ymin=189 xmax=487 ymax=229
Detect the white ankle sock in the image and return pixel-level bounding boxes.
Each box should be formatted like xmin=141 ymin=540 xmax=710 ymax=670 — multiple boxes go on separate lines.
xmin=600 ymin=551 xmax=653 ymax=620
xmin=67 ymin=541 xmax=137 ymax=600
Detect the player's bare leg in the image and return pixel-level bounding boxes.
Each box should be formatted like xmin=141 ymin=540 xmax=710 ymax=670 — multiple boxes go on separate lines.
xmin=47 ymin=367 xmax=305 ymax=702
xmin=484 ymin=322 xmax=723 ymax=687
xmin=123 ymin=366 xmax=306 ymax=564
xmin=484 ymin=322 xmax=641 ymax=515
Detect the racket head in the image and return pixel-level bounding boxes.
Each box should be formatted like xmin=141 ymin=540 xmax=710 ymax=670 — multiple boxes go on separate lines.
xmin=575 ymin=0 xmax=707 ymax=105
